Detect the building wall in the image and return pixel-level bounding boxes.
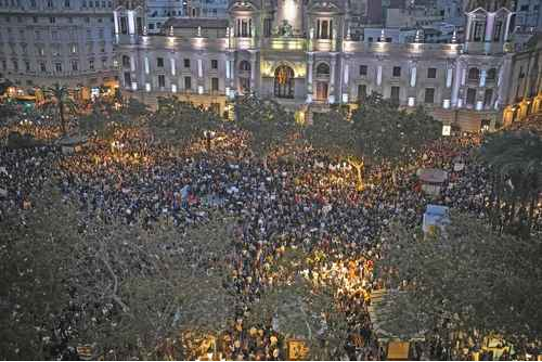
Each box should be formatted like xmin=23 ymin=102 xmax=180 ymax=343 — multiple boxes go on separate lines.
xmin=0 ymin=0 xmax=117 ymax=91
xmin=114 ymin=0 xmax=542 ymax=131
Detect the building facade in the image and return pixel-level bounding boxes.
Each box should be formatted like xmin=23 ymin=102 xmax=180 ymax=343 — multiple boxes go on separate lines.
xmin=0 ymin=0 xmax=118 ymax=98
xmin=115 ymin=0 xmax=542 ymax=131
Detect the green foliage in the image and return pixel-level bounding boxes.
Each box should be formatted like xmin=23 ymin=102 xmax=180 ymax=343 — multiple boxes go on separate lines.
xmin=480 ymin=130 xmax=542 ymax=238
xmin=149 ymin=96 xmax=221 ymax=146
xmin=234 ymin=95 xmax=298 ymax=159
xmin=46 ymin=83 xmax=77 ymax=137
xmin=305 ymin=110 xmax=361 ymax=160
xmin=377 ymin=214 xmax=542 ymax=347
xmin=352 ymin=92 xmax=442 ymax=165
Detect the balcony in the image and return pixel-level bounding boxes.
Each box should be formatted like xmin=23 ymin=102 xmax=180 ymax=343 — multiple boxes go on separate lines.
xmin=262 ymin=37 xmax=306 ymax=51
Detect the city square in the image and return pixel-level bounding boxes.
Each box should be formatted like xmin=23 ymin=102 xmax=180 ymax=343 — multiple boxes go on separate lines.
xmin=1 ymin=0 xmax=542 ymax=361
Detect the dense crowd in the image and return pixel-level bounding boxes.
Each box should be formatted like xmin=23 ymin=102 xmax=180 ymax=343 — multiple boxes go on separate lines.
xmin=1 ymin=109 xmax=537 ymax=361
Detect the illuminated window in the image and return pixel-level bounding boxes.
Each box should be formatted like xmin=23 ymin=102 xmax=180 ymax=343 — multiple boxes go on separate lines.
xmin=274 ymin=65 xmax=294 ymax=99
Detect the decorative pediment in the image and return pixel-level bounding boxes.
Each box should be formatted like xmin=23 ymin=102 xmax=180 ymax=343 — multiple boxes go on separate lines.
xmin=307 ymin=0 xmax=344 ymax=13
xmin=229 ymin=0 xmax=261 ymax=11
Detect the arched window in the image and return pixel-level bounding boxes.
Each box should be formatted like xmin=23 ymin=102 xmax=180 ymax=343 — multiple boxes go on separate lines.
xmin=274 ymin=65 xmax=294 ymax=99
xmin=316 ymin=63 xmax=330 ymax=77
xmin=122 ymin=55 xmax=130 ymax=67
xmin=468 ymin=67 xmax=480 ymax=80
xmin=239 ymin=60 xmax=251 ymax=72
xmin=487 ymin=68 xmax=497 ymax=81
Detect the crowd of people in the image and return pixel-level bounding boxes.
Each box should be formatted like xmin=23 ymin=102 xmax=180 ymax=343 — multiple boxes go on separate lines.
xmin=1 ymin=105 xmax=538 ymax=361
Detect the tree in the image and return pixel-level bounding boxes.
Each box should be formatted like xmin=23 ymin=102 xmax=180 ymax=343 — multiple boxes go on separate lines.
xmin=352 ymin=92 xmax=441 ymax=166
xmin=46 ymin=83 xmax=76 ymax=137
xmin=480 ymin=130 xmax=542 ymax=238
xmin=376 ymin=214 xmax=542 ymax=358
xmin=149 ymin=96 xmax=221 ymax=149
xmin=303 ymin=109 xmax=366 ymax=190
xmin=0 ymin=185 xmax=237 ymax=360
xmin=234 ymin=95 xmax=298 ymax=167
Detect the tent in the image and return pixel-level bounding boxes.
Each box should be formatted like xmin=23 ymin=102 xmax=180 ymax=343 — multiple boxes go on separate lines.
xmin=423 ymin=204 xmax=450 ymax=234
xmin=418 ymin=168 xmax=448 ymax=195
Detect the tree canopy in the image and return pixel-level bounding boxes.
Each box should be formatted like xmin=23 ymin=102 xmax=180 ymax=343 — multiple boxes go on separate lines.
xmin=149 ymin=96 xmax=222 ymax=148
xmin=234 ymin=95 xmax=298 ymax=162
xmin=480 ymin=130 xmax=542 ymax=238
xmin=376 ymin=213 xmax=542 ymax=353
xmin=352 ymin=92 xmax=442 ymax=165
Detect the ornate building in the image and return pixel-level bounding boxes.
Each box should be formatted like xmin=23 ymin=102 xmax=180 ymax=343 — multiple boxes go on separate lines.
xmin=0 ymin=0 xmax=118 ymax=98
xmin=115 ymin=0 xmax=542 ymax=130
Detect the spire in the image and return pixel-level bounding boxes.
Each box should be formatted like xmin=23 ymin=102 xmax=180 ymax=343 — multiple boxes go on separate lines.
xmin=378 ymin=28 xmax=386 ymax=42
xmin=414 ymin=29 xmax=423 ymax=43
xmin=451 ymin=28 xmax=458 ymax=43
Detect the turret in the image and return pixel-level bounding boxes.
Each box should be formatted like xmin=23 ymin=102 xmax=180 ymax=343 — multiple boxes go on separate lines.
xmin=463 ymin=0 xmax=515 ymax=54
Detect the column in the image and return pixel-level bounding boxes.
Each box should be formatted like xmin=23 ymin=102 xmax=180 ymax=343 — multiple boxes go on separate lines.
xmin=170 ymin=58 xmax=176 ymax=76
xmin=144 ymin=56 xmax=150 ymax=74
xmin=446 ymin=67 xmax=453 ymax=88
xmin=127 ymin=10 xmax=136 ymax=35
xmin=410 ymin=65 xmax=417 ymax=88
xmin=485 ymin=13 xmax=496 ymax=42
xmin=130 ymin=56 xmax=136 ymax=72
xmin=329 ymin=55 xmax=336 ymax=103
xmin=307 ymin=53 xmax=313 ymax=102
xmin=465 ymin=14 xmax=473 ymax=42
xmin=480 ymin=68 xmax=487 ymax=87
xmin=342 ymin=61 xmax=349 ymax=103
xmin=504 ymin=13 xmax=513 ymax=42
xmin=376 ymin=65 xmax=382 ymax=86
xmin=113 ymin=11 xmax=119 ymax=35
xmin=249 ymin=51 xmax=257 ymax=91
xmin=197 ymin=58 xmax=203 ymax=78
xmin=451 ymin=61 xmax=462 ymax=107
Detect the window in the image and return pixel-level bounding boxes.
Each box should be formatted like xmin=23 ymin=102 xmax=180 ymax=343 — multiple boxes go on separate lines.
xmin=64 ymin=0 xmax=70 ymax=7
xmin=468 ymin=67 xmax=480 ymax=80
xmin=184 ymin=76 xmax=192 ymax=90
xmin=32 ymin=16 xmax=38 ymax=23
xmin=47 ymin=0 xmax=53 ymax=7
xmin=158 ymin=74 xmax=165 ymax=88
xmin=424 ymin=88 xmax=435 ymax=104
xmin=466 ymin=88 xmax=476 ymax=106
xmin=359 ymin=65 xmax=368 ymax=76
xmin=89 ymin=59 xmax=95 ymax=70
xmin=358 ymin=84 xmax=367 ymax=101
xmin=235 ymin=18 xmax=252 ymax=37
xmin=52 ymin=30 xmax=59 ymax=41
xmin=55 ymin=62 xmax=62 ymax=72
xmin=40 ymin=62 xmax=46 ymax=72
xmin=12 ymin=60 xmax=18 ymax=72
xmin=240 ymin=77 xmax=250 ymax=93
xmin=473 ymin=22 xmax=485 ymax=42
xmin=239 ymin=60 xmax=251 ymax=72
xmin=211 ymin=59 xmax=218 ymax=69
xmin=1 ymin=60 xmax=6 ymax=70
xmin=427 ymin=68 xmax=437 ymax=79
xmin=72 ymin=60 xmax=78 ymax=71
xmin=123 ymin=71 xmax=131 ymax=85
xmin=483 ymin=89 xmax=493 ymax=107
xmin=520 ymin=4 xmax=529 ymax=11
xmin=49 ymin=17 xmax=56 ymax=24
xmin=25 ymin=61 xmax=30 ymax=71
xmin=487 ymin=68 xmax=497 ymax=81
xmin=157 ymin=57 xmax=164 ymax=67
xmin=390 ymin=86 xmax=400 ymax=103
xmin=184 ymin=58 xmax=190 ymax=68
xmin=264 ymin=18 xmax=272 ymax=37
xmin=120 ymin=17 xmax=128 ymax=34
xmin=98 ymin=28 xmax=104 ymax=39
xmin=122 ymin=55 xmax=130 ymax=67
xmin=316 ymin=19 xmax=333 ymax=39
xmin=493 ymin=21 xmax=503 ymax=41
xmin=101 ymin=57 xmax=107 ymax=69
xmin=211 ymin=77 xmax=219 ymax=92
xmin=315 ymin=81 xmax=328 ymax=101
xmin=316 ymin=63 xmax=330 ymax=77
xmin=393 ymin=66 xmax=401 ymax=77
xmin=274 ymin=65 xmax=294 ymax=98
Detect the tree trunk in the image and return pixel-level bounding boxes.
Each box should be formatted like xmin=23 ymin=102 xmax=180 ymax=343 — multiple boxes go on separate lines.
xmin=59 ymin=101 xmax=67 ymax=136
xmin=348 ymin=159 xmax=365 ymax=191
